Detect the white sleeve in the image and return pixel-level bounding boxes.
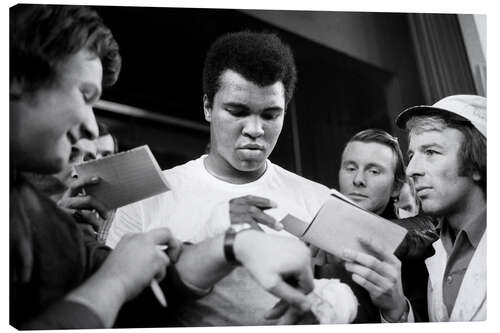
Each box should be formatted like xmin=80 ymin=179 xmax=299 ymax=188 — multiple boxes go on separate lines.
xmin=105 ymin=201 xmax=144 ymax=249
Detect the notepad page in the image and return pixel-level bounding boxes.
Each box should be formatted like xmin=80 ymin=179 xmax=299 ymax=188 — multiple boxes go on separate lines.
xmin=302 ymin=193 xmax=407 ymax=258
xmin=74 ymin=145 xmax=169 ymax=209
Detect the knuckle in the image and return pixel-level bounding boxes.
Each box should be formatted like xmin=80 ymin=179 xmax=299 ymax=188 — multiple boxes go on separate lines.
xmin=248 ymin=206 xmax=259 ymax=214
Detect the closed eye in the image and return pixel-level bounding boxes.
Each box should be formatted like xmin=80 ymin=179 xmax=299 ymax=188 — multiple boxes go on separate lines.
xmin=81 ymin=85 xmax=101 ymax=105
xmin=424 ymin=149 xmax=439 ymax=157
xmin=261 ymin=110 xmax=282 ymax=120
xmin=225 ymin=108 xmax=248 ymax=117
xmin=344 ymin=164 xmax=357 ymax=172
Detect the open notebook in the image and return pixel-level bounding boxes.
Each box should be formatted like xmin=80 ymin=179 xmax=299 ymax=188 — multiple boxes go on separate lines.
xmin=73 ymin=145 xmax=169 ymax=209
xmin=281 ymin=192 xmax=407 ymax=258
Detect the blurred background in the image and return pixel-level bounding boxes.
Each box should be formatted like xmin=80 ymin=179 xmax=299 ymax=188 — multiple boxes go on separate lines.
xmin=92 ymin=6 xmax=486 ymax=189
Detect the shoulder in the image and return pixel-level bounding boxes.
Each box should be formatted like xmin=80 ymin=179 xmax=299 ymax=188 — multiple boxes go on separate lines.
xmin=162 ymin=156 xmax=205 ymax=184
xmin=270 ymin=162 xmax=330 ymax=194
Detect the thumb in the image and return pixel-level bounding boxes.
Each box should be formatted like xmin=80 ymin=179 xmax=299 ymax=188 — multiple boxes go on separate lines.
xmin=145 ymin=227 xmax=175 ymax=245
xmin=268 ymin=279 xmax=311 ymax=312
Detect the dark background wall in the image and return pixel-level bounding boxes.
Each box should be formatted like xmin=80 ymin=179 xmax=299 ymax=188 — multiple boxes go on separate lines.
xmin=92 ymin=6 xmax=449 ymax=189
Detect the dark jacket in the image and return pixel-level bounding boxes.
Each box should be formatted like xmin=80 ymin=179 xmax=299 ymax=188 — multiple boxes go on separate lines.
xmin=10 ymin=173 xmax=198 ymax=329
xmin=10 ymin=173 xmax=109 ymax=329
xmin=383 ymin=204 xmax=438 ymax=322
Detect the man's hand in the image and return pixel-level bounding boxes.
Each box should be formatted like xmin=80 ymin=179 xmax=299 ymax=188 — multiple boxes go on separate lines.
xmin=99 ymin=228 xmax=181 ymax=302
xmin=57 ymin=175 xmax=110 ymax=231
xmin=265 ymin=299 xmax=318 ymax=325
xmin=233 ymin=230 xmax=313 ymax=311
xmin=65 ymin=228 xmax=182 ymax=328
xmin=343 ymin=237 xmax=408 ymax=322
xmin=229 ymin=195 xmax=282 ymax=231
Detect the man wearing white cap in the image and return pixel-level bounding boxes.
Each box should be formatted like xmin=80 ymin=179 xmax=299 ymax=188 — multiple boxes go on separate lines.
xmin=342 ymin=95 xmax=486 ymax=322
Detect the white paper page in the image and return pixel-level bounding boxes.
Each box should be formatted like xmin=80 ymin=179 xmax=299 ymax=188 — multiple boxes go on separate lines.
xmin=73 ymin=145 xmax=169 ymax=209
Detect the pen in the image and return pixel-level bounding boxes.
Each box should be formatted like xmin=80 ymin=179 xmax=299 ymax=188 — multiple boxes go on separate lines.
xmin=150 ymin=279 xmax=167 ymax=307
xmin=150 ymin=244 xmax=168 ymax=307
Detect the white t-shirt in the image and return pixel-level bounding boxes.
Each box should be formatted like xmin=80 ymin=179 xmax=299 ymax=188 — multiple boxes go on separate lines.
xmin=107 ymin=155 xmax=333 ymax=325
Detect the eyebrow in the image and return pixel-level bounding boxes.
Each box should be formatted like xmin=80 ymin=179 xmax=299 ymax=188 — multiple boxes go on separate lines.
xmin=419 ymin=143 xmax=444 ymax=151
xmin=342 ymin=160 xmax=357 ymax=166
xmin=365 ymin=163 xmax=384 ymax=170
xmin=223 ymin=102 xmax=284 ymax=113
xmin=223 ymin=102 xmax=247 ymax=109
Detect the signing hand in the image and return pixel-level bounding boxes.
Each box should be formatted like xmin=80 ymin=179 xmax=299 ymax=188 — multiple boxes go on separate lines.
xmin=229 ymin=195 xmax=282 ymax=231
xmin=101 ymin=228 xmax=182 ymax=302
xmin=343 ymin=237 xmax=407 ymax=322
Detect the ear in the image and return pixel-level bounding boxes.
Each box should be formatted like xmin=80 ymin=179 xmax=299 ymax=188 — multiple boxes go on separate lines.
xmin=391 ymin=182 xmax=402 ymax=200
xmin=203 ymin=95 xmax=212 ymax=122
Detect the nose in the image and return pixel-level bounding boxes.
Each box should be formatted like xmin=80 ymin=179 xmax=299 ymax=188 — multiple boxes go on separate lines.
xmin=353 ymin=170 xmax=366 ymax=187
xmin=242 ymin=115 xmax=264 ymax=139
xmin=406 ymin=154 xmax=424 ymax=179
xmin=79 ymin=108 xmax=99 ymax=141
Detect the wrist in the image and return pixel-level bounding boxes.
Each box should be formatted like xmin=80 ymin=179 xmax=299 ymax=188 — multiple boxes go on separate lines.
xmin=65 ymin=266 xmax=128 ymax=328
xmin=232 ymin=229 xmax=260 ymax=265
xmin=94 ymin=260 xmax=129 ymax=304
xmin=382 ymin=299 xmax=409 ymax=323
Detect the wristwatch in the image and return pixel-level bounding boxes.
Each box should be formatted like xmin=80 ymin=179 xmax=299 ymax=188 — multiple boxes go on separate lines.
xmin=223 ymin=223 xmax=254 ymax=265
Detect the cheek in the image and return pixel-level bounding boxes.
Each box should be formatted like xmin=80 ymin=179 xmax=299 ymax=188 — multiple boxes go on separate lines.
xmin=338 ymin=172 xmax=352 ymax=191
xmin=372 ymin=177 xmax=395 ymax=198
xmin=435 ymin=165 xmax=461 ymax=193
xmin=265 ymin=121 xmax=283 ymax=140
xmin=212 ymin=116 xmax=240 ymax=150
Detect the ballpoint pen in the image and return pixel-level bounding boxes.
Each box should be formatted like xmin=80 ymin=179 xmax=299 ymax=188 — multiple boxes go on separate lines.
xmin=151 ymin=244 xmax=168 ymax=307
xmin=150 ymin=279 xmax=167 ymax=307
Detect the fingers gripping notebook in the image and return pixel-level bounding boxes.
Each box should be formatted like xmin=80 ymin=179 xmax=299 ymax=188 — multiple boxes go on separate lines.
xmin=281 ymin=193 xmax=407 ymax=258
xmin=73 ymin=145 xmax=169 ymax=209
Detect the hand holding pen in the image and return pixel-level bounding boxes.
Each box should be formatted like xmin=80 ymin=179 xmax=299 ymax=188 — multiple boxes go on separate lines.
xmin=150 ymin=244 xmax=182 ymax=307
xmin=98 ymin=228 xmax=182 ymax=305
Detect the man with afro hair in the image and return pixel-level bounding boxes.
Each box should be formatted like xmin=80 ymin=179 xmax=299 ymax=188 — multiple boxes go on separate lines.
xmin=108 ymin=31 xmax=378 ymax=326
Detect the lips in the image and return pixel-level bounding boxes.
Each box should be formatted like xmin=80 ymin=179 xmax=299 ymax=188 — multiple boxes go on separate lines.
xmin=348 ymin=193 xmax=368 ymax=200
xmin=416 ymin=186 xmax=432 ymax=196
xmin=239 ymin=143 xmax=264 ymax=150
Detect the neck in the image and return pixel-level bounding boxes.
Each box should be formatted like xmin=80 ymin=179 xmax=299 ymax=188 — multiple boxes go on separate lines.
xmin=204 ymin=153 xmax=267 ymax=184
xmin=446 ymin=186 xmax=486 ymax=234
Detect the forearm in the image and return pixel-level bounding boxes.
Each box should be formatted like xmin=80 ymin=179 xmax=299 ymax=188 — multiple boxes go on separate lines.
xmin=21 ymin=300 xmax=104 ymax=330
xmin=64 ymin=266 xmax=127 ymax=328
xmin=175 ymin=233 xmax=235 ymax=290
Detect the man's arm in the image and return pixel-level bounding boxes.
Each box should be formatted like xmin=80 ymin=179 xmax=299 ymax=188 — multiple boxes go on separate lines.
xmin=23 ymin=228 xmax=178 ymax=329
xmin=174 ymin=229 xmax=314 ymax=310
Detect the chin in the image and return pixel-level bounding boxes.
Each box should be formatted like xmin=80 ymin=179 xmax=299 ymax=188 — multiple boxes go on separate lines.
xmin=235 ymin=159 xmax=265 ymax=172
xmin=420 ymin=201 xmax=443 ymax=216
